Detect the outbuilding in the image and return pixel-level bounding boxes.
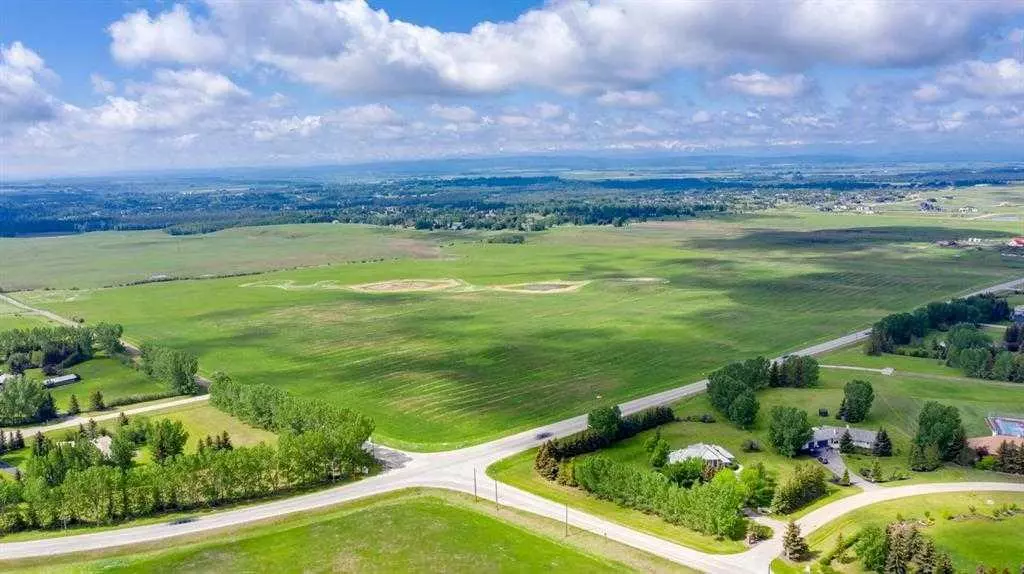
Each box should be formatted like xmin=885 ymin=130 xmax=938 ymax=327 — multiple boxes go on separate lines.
xmin=43 ymin=373 xmax=80 ymax=388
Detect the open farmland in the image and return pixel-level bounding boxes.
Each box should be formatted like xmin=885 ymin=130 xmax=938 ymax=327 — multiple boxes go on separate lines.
xmin=2 ymin=490 xmax=675 ymax=574
xmin=11 ymin=211 xmax=1024 ymax=450
xmin=0 ymin=300 xmax=49 ymax=331
xmin=0 ymin=224 xmax=444 ymax=291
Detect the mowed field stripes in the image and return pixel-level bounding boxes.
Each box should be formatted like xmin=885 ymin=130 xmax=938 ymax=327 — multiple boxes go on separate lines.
xmin=15 ymin=213 xmax=1024 ymax=450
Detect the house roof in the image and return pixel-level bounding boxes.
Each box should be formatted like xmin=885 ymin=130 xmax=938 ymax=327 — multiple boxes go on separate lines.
xmin=668 ymin=443 xmax=735 ymax=464
xmin=43 ymin=374 xmax=79 ymax=385
xmin=810 ymin=426 xmax=878 ymax=445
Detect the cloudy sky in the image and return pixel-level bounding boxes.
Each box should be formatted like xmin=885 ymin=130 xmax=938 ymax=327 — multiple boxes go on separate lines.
xmin=2 ymin=0 xmax=1023 ymax=178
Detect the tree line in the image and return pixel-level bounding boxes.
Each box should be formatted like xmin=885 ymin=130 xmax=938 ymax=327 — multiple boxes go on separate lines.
xmin=1 ymin=323 xmax=123 ymax=376
xmin=706 ymin=355 xmax=820 ymax=428
xmin=0 ymin=384 xmax=374 ymax=535
xmin=865 ymin=294 xmax=1010 ymax=355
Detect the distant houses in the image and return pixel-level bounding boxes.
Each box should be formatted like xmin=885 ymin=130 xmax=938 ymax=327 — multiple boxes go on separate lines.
xmin=668 ymin=443 xmax=736 ymax=469
xmin=802 ymin=426 xmax=878 ymax=452
xmin=958 ymin=205 xmax=979 ymax=214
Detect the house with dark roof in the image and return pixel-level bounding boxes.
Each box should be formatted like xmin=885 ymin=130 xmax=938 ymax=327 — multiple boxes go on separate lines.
xmin=802 ymin=426 xmax=877 ymax=452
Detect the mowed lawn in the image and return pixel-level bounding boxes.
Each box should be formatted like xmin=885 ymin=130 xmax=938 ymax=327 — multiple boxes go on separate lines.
xmin=801 ymin=492 xmax=1024 ymax=572
xmin=21 ymin=356 xmax=168 ymax=413
xmin=3 ymin=490 xmax=649 ymax=574
xmin=12 ymin=213 xmax=1024 ymax=449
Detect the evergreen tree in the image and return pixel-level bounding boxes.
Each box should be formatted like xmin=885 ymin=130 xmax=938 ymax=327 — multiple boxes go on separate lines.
xmin=782 ymin=521 xmax=810 ymax=561
xmin=67 ymin=394 xmax=80 ymax=416
xmin=533 ymin=441 xmax=560 ymax=480
xmin=643 ymin=428 xmax=661 ymax=453
xmin=30 ymin=432 xmax=47 ymax=457
xmin=77 ymin=422 xmax=86 ymax=437
xmin=0 ymin=432 xmax=6 ymax=455
xmin=89 ymin=390 xmax=105 ymax=411
xmin=220 ymin=431 xmax=232 ymax=450
xmin=13 ymin=430 xmax=24 ymax=449
xmin=769 ymin=361 xmax=781 ymax=387
xmin=650 ymin=439 xmax=670 ymax=468
xmin=916 ymin=538 xmax=937 ymax=574
xmin=118 ymin=411 xmax=129 ymax=426
xmin=840 ymin=468 xmax=851 ymax=486
xmin=871 ymin=459 xmax=883 ymax=482
xmin=839 ymin=429 xmax=855 ymax=453
xmin=87 ymin=418 xmax=98 ymax=439
xmin=837 ymin=397 xmax=848 ymax=420
xmin=873 ymin=428 xmax=893 ymax=457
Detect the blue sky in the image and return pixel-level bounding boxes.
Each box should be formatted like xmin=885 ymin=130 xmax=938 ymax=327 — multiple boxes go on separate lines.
xmin=2 ymin=0 xmax=1023 ymax=178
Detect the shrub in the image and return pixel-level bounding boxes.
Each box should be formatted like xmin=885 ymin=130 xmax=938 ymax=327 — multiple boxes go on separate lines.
xmin=771 ymin=463 xmax=829 ymax=514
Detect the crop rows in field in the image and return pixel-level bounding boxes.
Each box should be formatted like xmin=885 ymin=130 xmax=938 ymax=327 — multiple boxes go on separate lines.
xmin=16 ymin=215 xmax=1024 ymax=449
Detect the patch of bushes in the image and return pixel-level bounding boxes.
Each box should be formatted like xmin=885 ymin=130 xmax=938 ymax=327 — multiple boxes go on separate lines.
xmin=105 ymin=390 xmax=181 ymax=409
xmin=771 ymin=463 xmax=829 ymax=514
xmin=574 ymin=456 xmax=748 ymax=540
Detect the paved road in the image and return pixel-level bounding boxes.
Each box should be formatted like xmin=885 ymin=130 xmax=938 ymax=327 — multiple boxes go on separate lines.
xmin=2 ymin=276 xmax=1022 ymax=571
xmin=3 ymin=395 xmax=211 ymax=438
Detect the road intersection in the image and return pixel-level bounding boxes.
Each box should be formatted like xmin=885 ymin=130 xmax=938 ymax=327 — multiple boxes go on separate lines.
xmin=2 ymin=277 xmax=1023 ymax=571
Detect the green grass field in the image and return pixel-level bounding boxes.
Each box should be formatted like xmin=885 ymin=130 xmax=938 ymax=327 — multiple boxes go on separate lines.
xmin=0 ymin=224 xmax=445 ymax=291
xmin=11 ymin=212 xmax=1024 ymax=450
xmin=785 ymin=492 xmax=1024 ymax=572
xmin=2 ymin=489 xmax=684 ymax=574
xmin=0 ymin=300 xmax=49 ymax=331
xmin=20 ymin=356 xmax=168 ymax=413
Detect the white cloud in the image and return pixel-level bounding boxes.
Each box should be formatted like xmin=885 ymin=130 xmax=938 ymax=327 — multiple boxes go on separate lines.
xmin=90 ymin=73 xmax=116 ymax=95
xmin=109 ymin=4 xmax=227 ymax=65
xmin=252 ymin=115 xmax=323 ymax=141
xmin=91 ymin=68 xmax=248 ymax=131
xmin=0 ymin=42 xmax=61 ymax=125
xmin=110 ymin=0 xmax=1019 ymax=96
xmin=326 ymin=103 xmax=401 ymax=126
xmin=596 ymin=90 xmax=661 ymax=108
xmin=933 ymin=58 xmax=1024 ymax=99
xmin=535 ymin=102 xmax=564 ymax=119
xmin=428 ymin=104 xmax=477 ymax=122
xmin=719 ymin=71 xmax=813 ymax=99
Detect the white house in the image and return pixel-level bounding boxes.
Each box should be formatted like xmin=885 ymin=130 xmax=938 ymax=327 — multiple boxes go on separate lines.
xmin=803 ymin=426 xmax=877 ymax=452
xmin=667 ymin=443 xmax=736 ymax=469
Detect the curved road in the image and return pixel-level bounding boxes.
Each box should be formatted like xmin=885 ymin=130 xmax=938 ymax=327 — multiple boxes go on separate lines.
xmin=2 ymin=277 xmax=1022 ymax=572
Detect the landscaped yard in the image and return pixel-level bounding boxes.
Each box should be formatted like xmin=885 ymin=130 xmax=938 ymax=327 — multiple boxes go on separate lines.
xmin=774 ymin=492 xmax=1024 ymax=573
xmin=11 ymin=212 xmax=1023 ymax=450
xmin=21 ymin=356 xmax=169 ymax=413
xmin=1 ymin=489 xmax=684 ymax=574
xmin=1 ymin=401 xmax=276 ymax=471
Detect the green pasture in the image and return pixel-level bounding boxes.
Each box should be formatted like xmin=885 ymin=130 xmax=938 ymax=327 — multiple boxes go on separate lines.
xmin=782 ymin=492 xmax=1024 ymax=573
xmin=0 ymin=224 xmax=445 ymax=291
xmin=12 ymin=212 xmax=1024 ymax=450
xmin=0 ymin=300 xmax=49 ymax=331
xmin=2 ymin=489 xmax=664 ymax=574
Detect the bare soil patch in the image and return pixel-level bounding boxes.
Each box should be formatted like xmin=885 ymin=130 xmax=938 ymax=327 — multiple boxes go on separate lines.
xmin=239 ymin=280 xmax=348 ymax=291
xmin=491 ymin=280 xmax=590 ymax=294
xmin=349 ymin=279 xmax=466 ymax=293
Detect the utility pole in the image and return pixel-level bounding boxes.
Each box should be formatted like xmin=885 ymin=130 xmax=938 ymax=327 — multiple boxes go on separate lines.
xmin=494 ymin=479 xmax=499 ymax=511
xmin=473 ymin=468 xmax=477 ymax=501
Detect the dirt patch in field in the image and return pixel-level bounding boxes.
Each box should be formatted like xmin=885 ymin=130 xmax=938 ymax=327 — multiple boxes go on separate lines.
xmin=609 ymin=277 xmax=668 ymax=284
xmin=349 ymin=279 xmax=466 ymax=293
xmin=491 ymin=280 xmax=590 ymax=294
xmin=239 ymin=280 xmax=349 ymax=291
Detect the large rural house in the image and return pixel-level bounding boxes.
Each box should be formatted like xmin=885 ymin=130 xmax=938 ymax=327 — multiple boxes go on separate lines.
xmin=802 ymin=426 xmax=878 ymax=452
